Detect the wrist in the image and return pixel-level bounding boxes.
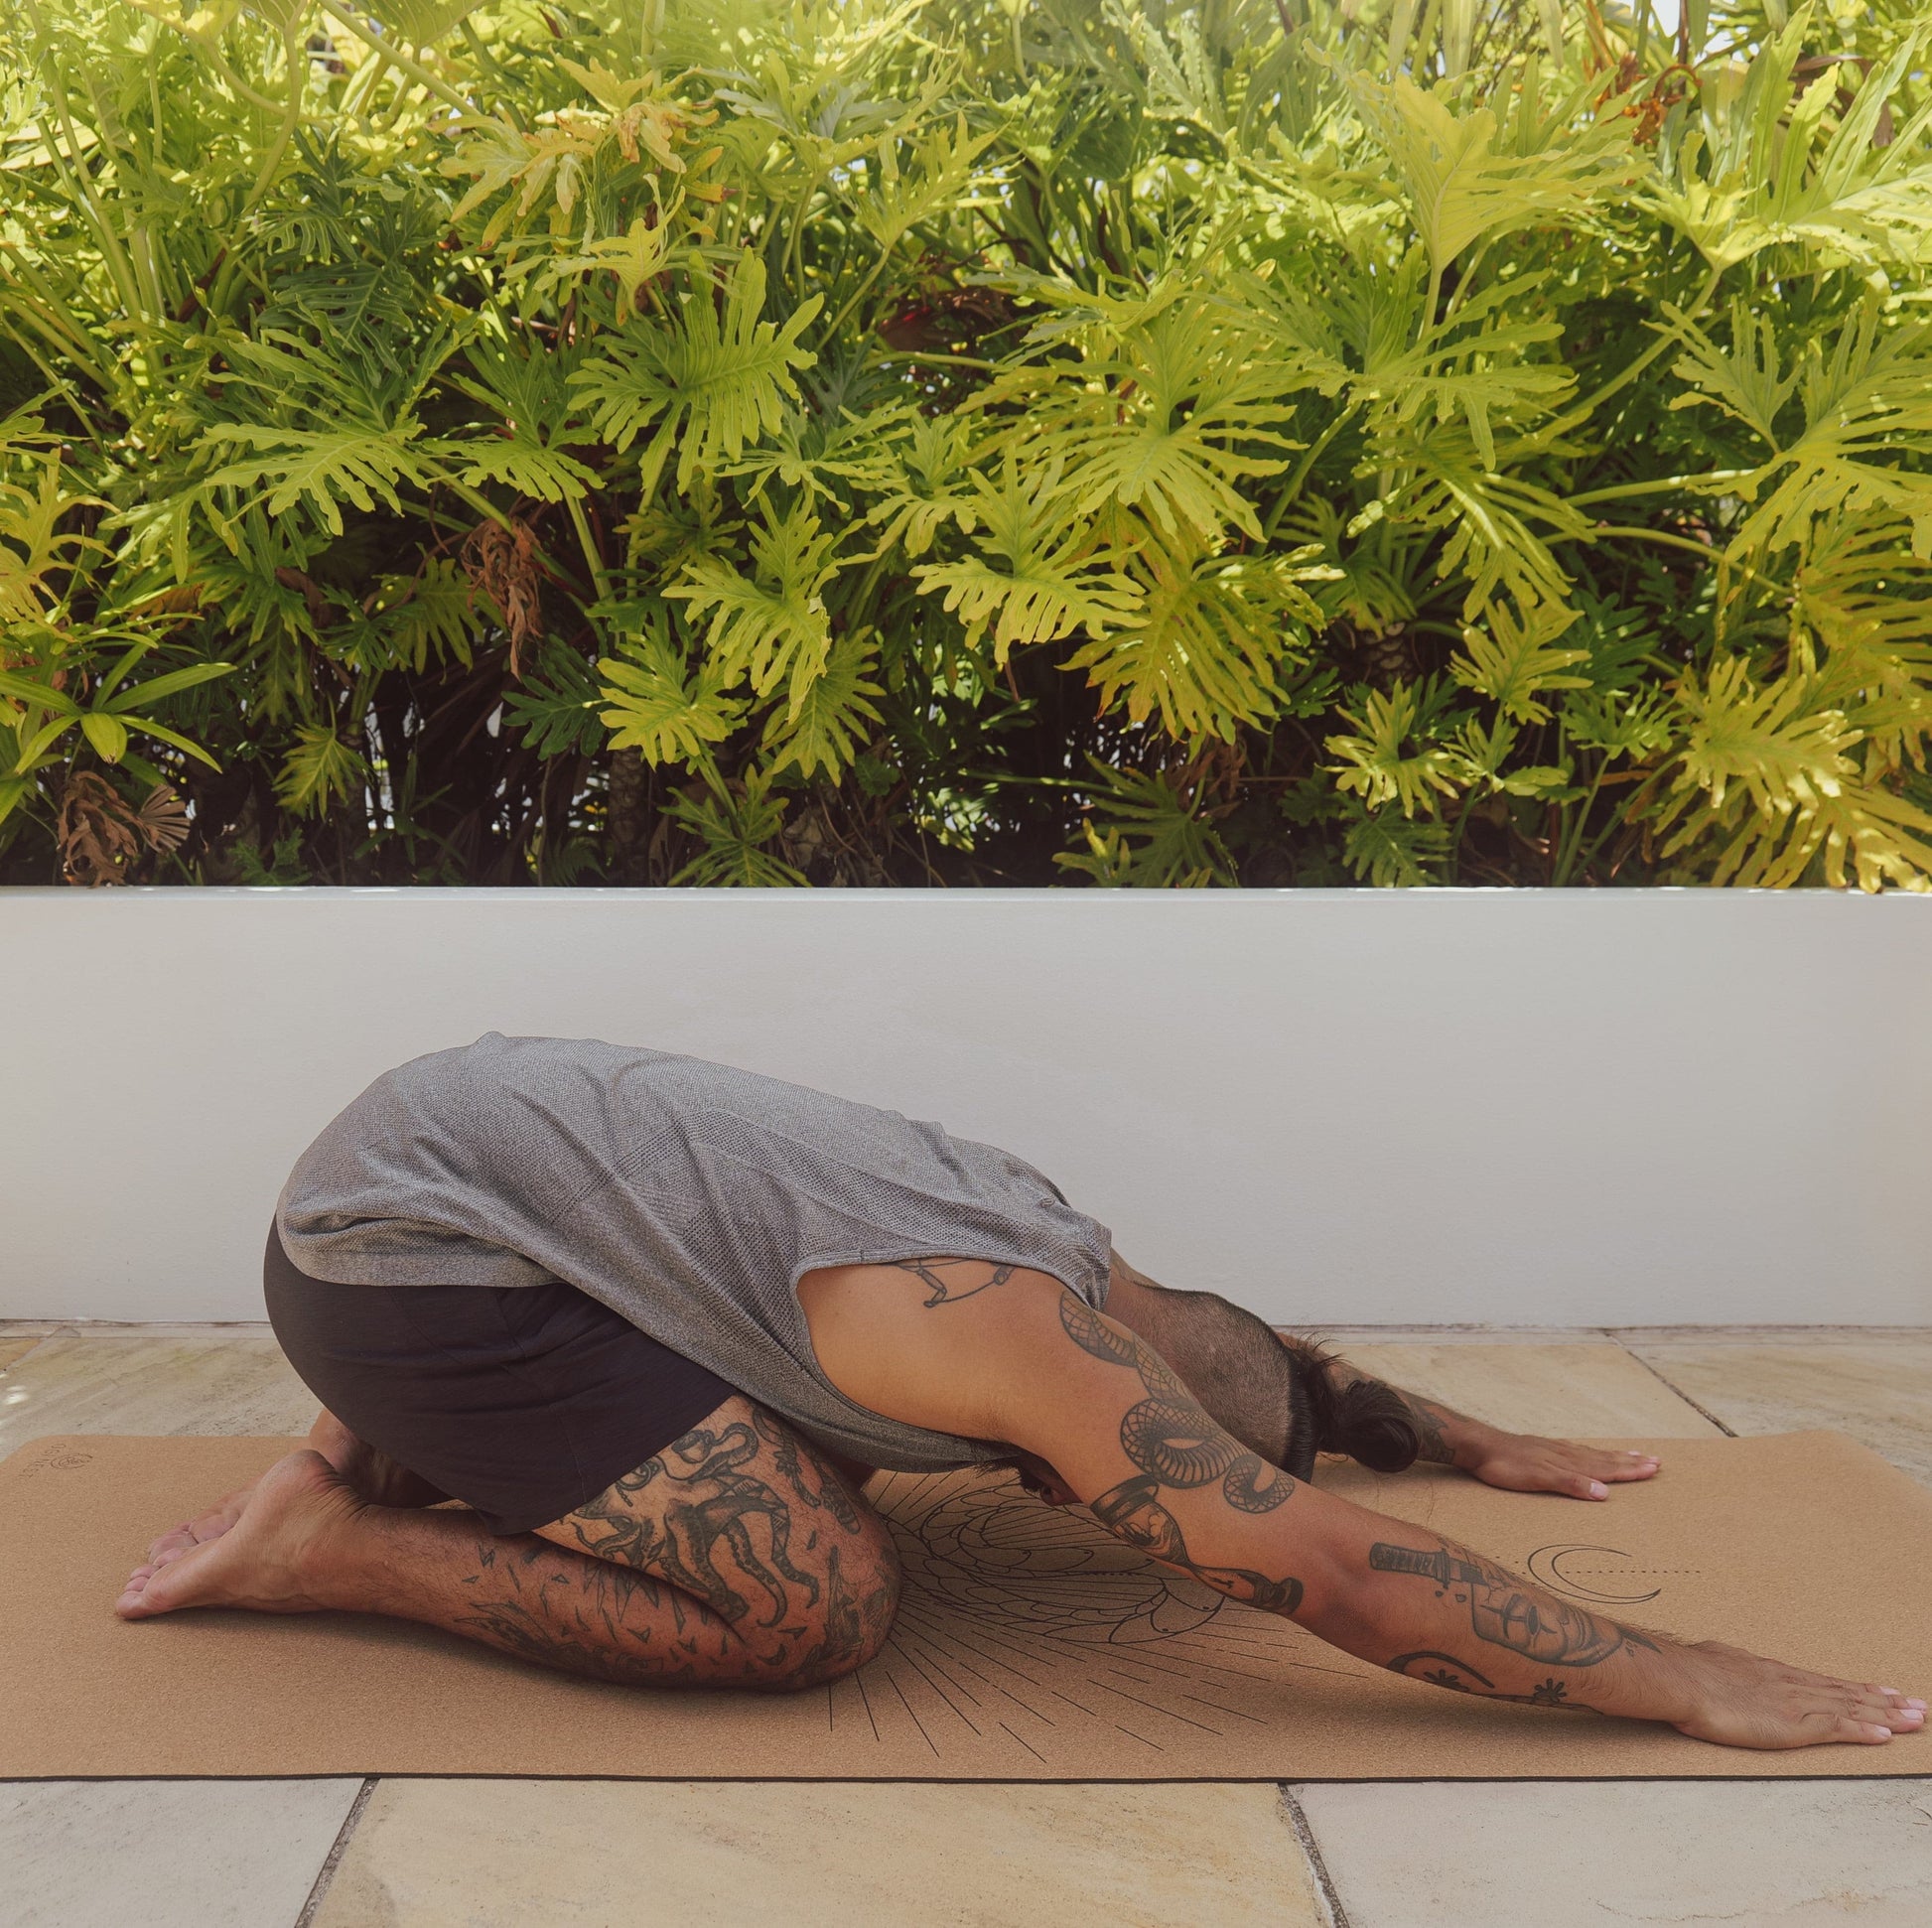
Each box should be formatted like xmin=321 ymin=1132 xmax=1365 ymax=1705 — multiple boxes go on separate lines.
xmin=1589 ymin=1631 xmax=1698 ymax=1723
xmin=1446 ymin=1418 xmax=1507 ymax=1471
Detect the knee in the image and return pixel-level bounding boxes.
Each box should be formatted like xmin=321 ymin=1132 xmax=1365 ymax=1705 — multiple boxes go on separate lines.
xmin=766 ymin=1525 xmax=902 ymax=1691
xmin=840 ymin=1525 xmax=903 ymax=1673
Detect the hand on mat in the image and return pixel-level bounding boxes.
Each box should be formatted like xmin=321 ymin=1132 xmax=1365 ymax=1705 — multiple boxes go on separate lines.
xmin=1463 ymin=1431 xmax=1660 ymax=1501
xmin=1666 ymin=1642 xmax=1926 ymax=1749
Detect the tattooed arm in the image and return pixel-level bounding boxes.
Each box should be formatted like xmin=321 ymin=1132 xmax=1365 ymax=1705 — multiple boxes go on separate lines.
xmin=798 ymin=1257 xmax=1924 ymax=1750
xmin=1099 ymin=1252 xmax=1660 ymax=1501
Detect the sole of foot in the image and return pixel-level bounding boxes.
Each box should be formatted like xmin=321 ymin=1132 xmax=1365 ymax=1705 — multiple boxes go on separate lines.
xmin=115 ymin=1448 xmax=362 ymax=1620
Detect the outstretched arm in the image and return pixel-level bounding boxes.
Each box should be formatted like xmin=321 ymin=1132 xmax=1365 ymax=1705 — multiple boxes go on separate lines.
xmin=1103 ymin=1252 xmax=1660 ymax=1501
xmin=1320 ymin=1357 xmax=1662 ymax=1502
xmin=798 ymin=1259 xmax=1924 ymax=1751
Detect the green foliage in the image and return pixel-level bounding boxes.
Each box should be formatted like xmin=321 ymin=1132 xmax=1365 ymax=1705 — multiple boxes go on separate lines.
xmin=4 ymin=0 xmax=1931 ymax=889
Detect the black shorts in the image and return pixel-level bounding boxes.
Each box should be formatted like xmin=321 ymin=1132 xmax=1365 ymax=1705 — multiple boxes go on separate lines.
xmin=262 ymin=1225 xmax=739 ymax=1537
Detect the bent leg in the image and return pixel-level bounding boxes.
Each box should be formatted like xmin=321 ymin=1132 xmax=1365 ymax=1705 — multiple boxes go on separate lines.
xmin=115 ymin=1396 xmax=901 ymax=1692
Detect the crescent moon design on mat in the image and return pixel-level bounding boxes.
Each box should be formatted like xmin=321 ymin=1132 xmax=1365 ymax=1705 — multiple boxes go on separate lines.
xmin=1525 ymin=1544 xmax=1663 ymax=1605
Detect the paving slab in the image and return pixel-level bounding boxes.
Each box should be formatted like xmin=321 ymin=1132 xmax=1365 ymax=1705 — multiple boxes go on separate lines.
xmin=0 ymin=1778 xmax=361 ymax=1928
xmin=1627 ymin=1337 xmax=1932 ymax=1485
xmin=310 ymin=1778 xmax=1323 ymax=1928
xmin=1339 ymin=1340 xmax=1721 ymax=1441
xmin=1295 ymin=1779 xmax=1932 ymax=1928
xmin=0 ymin=1331 xmax=317 ymax=1453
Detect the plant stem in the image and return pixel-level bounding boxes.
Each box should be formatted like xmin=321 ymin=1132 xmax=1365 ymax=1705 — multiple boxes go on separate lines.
xmin=1560 ymin=262 xmax=1724 ymax=431
xmin=314 ymin=0 xmax=475 ymax=118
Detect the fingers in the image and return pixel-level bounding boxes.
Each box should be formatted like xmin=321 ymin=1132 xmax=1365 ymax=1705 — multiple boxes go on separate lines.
xmin=1821 ymin=1711 xmax=1914 ymax=1746
xmin=1558 ymin=1454 xmax=1653 ymax=1497
xmin=1478 ymin=1443 xmax=1662 ymax=1498
xmin=1871 ymin=1688 xmax=1925 ymax=1730
xmin=1675 ymin=1643 xmax=1928 ymax=1750
xmin=1598 ymin=1450 xmax=1660 ymax=1482
xmin=1839 ymin=1689 xmax=1918 ymax=1729
xmin=1828 ymin=1673 xmax=1925 ymax=1741
xmin=1566 ymin=1447 xmax=1658 ymax=1482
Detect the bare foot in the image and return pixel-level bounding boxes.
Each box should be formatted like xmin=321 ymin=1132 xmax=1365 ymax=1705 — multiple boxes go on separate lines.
xmin=143 ymin=1482 xmax=262 ymax=1568
xmin=309 ymin=1408 xmax=450 ymax=1509
xmin=115 ymin=1449 xmax=364 ymax=1620
xmin=137 ymin=1410 xmax=367 ymax=1571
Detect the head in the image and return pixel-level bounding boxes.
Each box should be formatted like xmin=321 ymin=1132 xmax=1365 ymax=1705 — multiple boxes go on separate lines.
xmin=1277 ymin=1336 xmax=1422 ymax=1481
xmin=998 ymin=1334 xmax=1420 ymax=1508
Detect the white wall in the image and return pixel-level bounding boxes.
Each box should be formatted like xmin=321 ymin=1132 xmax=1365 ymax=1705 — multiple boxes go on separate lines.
xmin=2 ymin=888 xmax=1928 ymax=1327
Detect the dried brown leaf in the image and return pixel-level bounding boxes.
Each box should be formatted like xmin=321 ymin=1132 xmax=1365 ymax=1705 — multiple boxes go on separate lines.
xmin=135 ymin=782 xmax=191 ymax=853
xmin=56 ymin=771 xmax=143 ymax=886
xmin=461 ymin=515 xmax=544 ymax=675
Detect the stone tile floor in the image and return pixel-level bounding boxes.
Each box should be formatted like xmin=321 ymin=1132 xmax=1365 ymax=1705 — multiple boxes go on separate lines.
xmin=1 ymin=1321 xmax=1929 ymax=1928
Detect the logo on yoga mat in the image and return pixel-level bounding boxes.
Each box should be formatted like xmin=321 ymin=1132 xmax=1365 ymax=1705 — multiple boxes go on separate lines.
xmin=1525 ymin=1543 xmax=1700 ymax=1605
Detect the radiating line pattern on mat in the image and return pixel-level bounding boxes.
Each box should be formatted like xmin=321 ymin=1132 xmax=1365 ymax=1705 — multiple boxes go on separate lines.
xmin=821 ymin=1465 xmax=1367 ymax=1767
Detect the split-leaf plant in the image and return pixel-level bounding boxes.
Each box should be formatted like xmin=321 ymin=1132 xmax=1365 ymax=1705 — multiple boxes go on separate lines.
xmin=3 ymin=0 xmax=1930 ymax=888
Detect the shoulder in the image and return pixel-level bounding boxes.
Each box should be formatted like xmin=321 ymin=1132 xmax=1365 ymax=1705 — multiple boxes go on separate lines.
xmin=797 ymin=1259 xmax=1077 ymax=1443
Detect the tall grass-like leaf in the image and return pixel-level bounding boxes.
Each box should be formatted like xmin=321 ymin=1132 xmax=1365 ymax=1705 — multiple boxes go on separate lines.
xmin=275 ymin=721 xmax=366 ymax=815
xmin=1326 ymin=679 xmax=1465 ymax=815
xmin=1450 ymin=597 xmax=1591 ymax=725
xmin=762 ymin=630 xmax=885 ymax=779
xmin=666 ymin=769 xmax=806 ymax=886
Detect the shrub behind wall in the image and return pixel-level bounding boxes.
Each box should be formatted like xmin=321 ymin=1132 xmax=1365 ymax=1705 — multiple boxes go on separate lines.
xmin=3 ymin=0 xmax=1930 ymax=889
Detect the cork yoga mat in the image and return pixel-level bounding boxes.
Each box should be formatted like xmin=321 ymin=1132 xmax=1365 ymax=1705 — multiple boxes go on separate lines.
xmin=3 ymin=1429 xmax=1927 ymax=1781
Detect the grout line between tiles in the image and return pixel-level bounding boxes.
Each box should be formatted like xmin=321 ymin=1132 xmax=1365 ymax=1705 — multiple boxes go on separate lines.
xmin=1278 ymin=1785 xmax=1353 ymax=1928
xmin=1612 ymin=1341 xmax=1737 ymax=1438
xmin=292 ymin=1776 xmax=377 ymax=1928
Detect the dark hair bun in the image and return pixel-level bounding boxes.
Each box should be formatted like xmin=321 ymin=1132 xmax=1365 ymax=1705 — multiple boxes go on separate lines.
xmin=1298 ymin=1351 xmax=1422 ymax=1473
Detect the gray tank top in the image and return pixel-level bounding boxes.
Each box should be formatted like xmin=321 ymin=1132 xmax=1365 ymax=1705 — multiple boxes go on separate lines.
xmin=275 ymin=1033 xmax=1114 ymax=1470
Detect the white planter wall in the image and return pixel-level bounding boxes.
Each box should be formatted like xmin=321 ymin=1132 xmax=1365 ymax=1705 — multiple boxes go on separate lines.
xmin=2 ymin=887 xmax=1927 ymax=1327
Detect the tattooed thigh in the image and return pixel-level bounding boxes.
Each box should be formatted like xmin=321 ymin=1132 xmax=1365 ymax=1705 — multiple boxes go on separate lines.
xmin=535 ymin=1395 xmax=901 ymax=1678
